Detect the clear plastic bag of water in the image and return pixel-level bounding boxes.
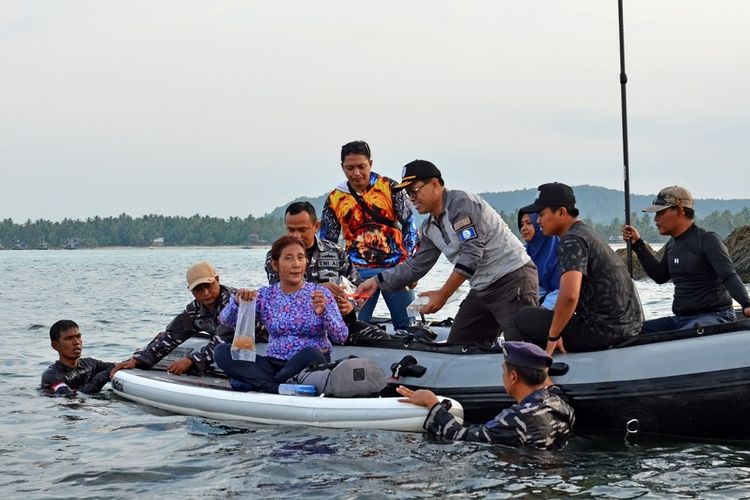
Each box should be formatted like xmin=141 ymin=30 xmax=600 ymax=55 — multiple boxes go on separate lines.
xmin=335 ymin=275 xmax=356 ymax=296
xmin=406 ymin=295 xmax=430 ymax=318
xmin=231 ymin=297 xmax=256 ymax=361
xmin=406 ymin=289 xmax=467 ymax=318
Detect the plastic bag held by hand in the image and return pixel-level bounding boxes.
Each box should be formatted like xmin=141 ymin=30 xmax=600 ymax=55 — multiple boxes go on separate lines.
xmin=335 ymin=275 xmax=356 ymax=295
xmin=406 ymin=295 xmax=430 ymax=318
xmin=231 ymin=298 xmax=256 ymax=362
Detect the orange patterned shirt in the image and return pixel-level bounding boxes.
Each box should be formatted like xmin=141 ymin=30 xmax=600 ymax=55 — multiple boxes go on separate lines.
xmin=319 ymin=173 xmax=417 ymax=268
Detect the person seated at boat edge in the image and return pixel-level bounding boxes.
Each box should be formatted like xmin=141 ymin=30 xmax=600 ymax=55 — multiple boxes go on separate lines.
xmin=396 ymin=341 xmax=574 ymax=450
xmin=513 ymin=183 xmax=642 ymax=354
xmin=266 ymin=201 xmax=360 ymax=325
xmin=42 ymin=320 xmax=128 ymax=395
xmin=215 ymin=235 xmax=349 ymax=393
xmin=355 ymin=160 xmax=539 ymax=344
xmin=318 ymin=140 xmax=417 ymax=330
xmin=622 ymin=186 xmax=750 ymax=332
xmin=118 ymin=261 xmax=237 ymax=375
xmin=518 ymin=210 xmax=561 ymax=309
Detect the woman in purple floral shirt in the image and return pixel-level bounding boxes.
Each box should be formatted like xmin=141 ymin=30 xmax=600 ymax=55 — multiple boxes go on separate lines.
xmin=214 ymin=236 xmax=348 ymax=393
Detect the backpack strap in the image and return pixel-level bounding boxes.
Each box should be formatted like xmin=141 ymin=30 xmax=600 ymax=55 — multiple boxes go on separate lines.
xmin=347 ymin=182 xmax=398 ymax=229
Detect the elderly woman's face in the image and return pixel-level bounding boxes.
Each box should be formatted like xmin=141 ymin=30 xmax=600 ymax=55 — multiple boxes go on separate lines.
xmin=273 ymin=242 xmax=307 ymax=288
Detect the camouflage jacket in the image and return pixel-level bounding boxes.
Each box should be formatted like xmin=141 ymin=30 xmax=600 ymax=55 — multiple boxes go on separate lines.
xmin=425 ymin=385 xmax=575 ymax=450
xmin=132 ymin=284 xmax=236 ymax=372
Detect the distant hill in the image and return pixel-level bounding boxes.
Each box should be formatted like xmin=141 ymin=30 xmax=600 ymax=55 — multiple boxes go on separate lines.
xmin=266 ymin=185 xmax=750 ymax=224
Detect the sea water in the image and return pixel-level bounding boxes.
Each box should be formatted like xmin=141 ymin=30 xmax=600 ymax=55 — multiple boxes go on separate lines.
xmin=1 ymin=247 xmax=749 ymax=497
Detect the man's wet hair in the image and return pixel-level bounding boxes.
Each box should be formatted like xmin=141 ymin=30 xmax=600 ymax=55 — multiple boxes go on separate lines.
xmin=341 ymin=140 xmax=371 ymax=161
xmin=682 ymin=207 xmax=695 ymax=220
xmin=50 ymin=320 xmax=79 ymax=341
xmin=505 ymin=361 xmax=547 ymax=385
xmin=548 ymin=206 xmax=580 ymax=218
xmin=286 ymin=201 xmax=318 ymax=223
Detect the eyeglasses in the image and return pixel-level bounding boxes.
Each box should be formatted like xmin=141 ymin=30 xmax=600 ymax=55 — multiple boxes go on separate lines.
xmin=406 ymin=183 xmax=426 ymax=199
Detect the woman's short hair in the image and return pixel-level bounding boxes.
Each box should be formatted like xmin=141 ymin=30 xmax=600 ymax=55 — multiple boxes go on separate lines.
xmin=270 ymin=235 xmax=307 ymax=261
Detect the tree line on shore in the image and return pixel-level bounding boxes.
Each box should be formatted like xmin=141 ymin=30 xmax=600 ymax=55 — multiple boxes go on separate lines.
xmin=3 ymin=207 xmax=750 ymax=249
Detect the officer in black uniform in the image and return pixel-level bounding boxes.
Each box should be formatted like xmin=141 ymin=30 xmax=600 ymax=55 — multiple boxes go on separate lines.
xmin=397 ymin=341 xmax=575 ymax=449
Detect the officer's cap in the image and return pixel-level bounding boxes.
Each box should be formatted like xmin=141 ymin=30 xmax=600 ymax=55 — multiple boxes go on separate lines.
xmin=502 ymin=341 xmax=552 ymax=370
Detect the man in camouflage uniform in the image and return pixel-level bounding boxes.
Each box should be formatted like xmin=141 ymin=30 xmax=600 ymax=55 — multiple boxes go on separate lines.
xmin=266 ymin=201 xmax=360 ymax=324
xmin=397 ymin=341 xmax=575 ymax=449
xmin=119 ymin=261 xmax=236 ymax=374
xmin=514 ymin=183 xmax=642 ymax=354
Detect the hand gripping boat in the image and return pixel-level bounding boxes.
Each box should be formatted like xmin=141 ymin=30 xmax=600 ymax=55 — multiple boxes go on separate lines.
xmin=111 ymin=368 xmax=464 ymax=433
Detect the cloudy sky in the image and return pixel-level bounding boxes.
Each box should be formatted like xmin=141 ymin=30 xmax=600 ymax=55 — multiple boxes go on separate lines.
xmin=2 ymin=1 xmax=748 ymax=221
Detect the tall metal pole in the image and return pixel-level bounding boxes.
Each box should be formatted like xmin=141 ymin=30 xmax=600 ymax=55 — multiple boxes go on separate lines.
xmin=618 ymin=0 xmax=633 ymax=276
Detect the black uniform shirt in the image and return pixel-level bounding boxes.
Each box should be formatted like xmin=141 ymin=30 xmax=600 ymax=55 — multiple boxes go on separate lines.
xmin=633 ymin=224 xmax=750 ymax=315
xmin=41 ymin=358 xmax=114 ymax=395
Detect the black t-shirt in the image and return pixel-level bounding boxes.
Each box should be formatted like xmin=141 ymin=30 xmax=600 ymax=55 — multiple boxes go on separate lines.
xmin=41 ymin=358 xmax=114 ymax=395
xmin=558 ymin=221 xmax=642 ymax=339
xmin=633 ymin=224 xmax=750 ymax=315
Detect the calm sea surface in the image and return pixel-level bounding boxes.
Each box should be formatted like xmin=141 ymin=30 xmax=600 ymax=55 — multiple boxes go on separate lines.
xmin=2 ymin=248 xmax=749 ymax=498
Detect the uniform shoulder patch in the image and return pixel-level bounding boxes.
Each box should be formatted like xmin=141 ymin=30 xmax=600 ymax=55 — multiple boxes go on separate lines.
xmin=458 ymin=226 xmax=478 ymax=242
xmin=452 ymin=216 xmax=472 ymax=230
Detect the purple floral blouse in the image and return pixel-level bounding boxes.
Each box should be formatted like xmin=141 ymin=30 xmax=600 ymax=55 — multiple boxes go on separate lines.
xmin=219 ymin=282 xmax=348 ymax=360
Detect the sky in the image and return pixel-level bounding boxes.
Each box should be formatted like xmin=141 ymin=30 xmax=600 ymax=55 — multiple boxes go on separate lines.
xmin=2 ymin=1 xmax=749 ymax=222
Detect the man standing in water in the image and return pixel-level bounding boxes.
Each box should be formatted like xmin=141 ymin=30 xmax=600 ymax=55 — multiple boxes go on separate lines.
xmin=42 ymin=320 xmax=127 ymax=395
xmin=397 ymin=341 xmax=574 ymax=449
xmin=319 ymin=140 xmax=417 ymax=330
xmin=623 ymin=186 xmax=750 ymax=332
xmin=119 ymin=261 xmax=236 ymax=374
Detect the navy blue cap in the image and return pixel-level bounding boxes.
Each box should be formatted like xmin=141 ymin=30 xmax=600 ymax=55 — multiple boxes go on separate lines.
xmin=393 ymin=160 xmax=442 ymax=191
xmin=520 ymin=182 xmax=576 ymax=214
xmin=502 ymin=341 xmax=552 ymax=370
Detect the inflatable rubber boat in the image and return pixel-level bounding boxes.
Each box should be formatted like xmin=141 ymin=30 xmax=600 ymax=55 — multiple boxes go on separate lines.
xmin=111 ymin=368 xmax=464 ymax=432
xmin=138 ymin=316 xmax=750 ymax=439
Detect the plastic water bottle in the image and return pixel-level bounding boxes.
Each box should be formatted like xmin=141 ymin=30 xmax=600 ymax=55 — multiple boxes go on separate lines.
xmin=278 ymin=384 xmax=317 ymax=396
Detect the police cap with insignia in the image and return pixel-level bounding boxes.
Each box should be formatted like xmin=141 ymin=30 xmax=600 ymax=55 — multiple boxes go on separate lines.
xmin=502 ymin=341 xmax=552 ymax=370
xmin=394 ymin=160 xmax=442 ymax=191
